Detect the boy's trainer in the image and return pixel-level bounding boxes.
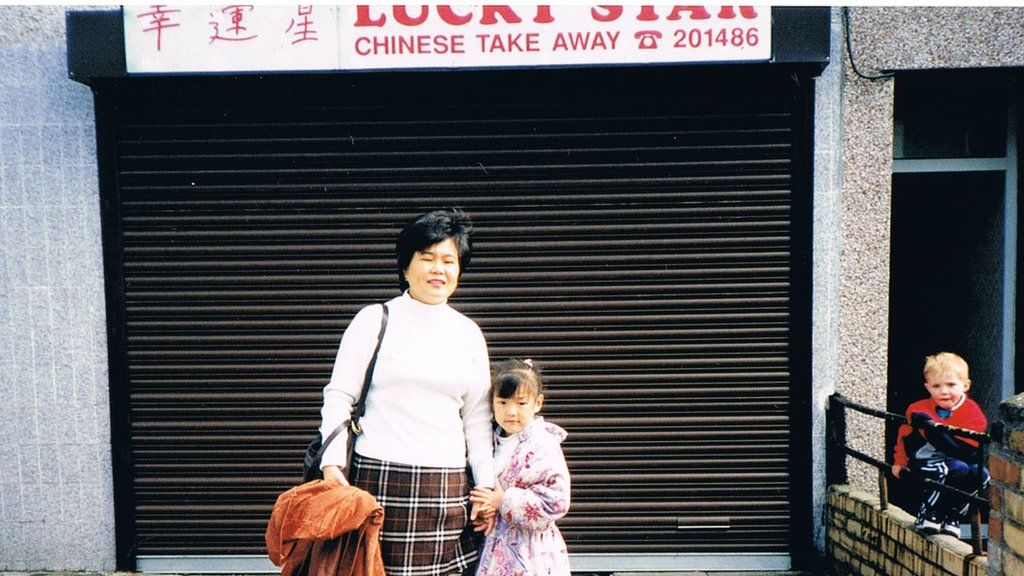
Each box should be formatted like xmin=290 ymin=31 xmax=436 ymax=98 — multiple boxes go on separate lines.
xmin=914 ymin=507 xmax=942 ymax=534
xmin=940 ymin=518 xmax=961 ymax=538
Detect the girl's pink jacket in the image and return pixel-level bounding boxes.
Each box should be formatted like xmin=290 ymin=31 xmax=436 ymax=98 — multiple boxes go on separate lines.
xmin=477 ymin=417 xmax=572 ymax=576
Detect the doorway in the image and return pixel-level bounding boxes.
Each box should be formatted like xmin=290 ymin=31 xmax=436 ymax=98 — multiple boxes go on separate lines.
xmin=886 ymin=72 xmax=1018 ymax=515
xmin=888 ymin=171 xmax=1005 ymax=424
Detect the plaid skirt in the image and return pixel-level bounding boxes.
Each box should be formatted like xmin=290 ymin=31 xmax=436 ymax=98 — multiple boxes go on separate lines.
xmin=349 ymin=454 xmax=480 ymax=576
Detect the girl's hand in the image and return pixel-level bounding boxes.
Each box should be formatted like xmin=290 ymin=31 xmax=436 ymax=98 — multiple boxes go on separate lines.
xmin=470 ymin=485 xmax=505 ymax=513
xmin=322 ymin=465 xmax=349 ymax=486
xmin=891 ymin=464 xmax=904 ymax=479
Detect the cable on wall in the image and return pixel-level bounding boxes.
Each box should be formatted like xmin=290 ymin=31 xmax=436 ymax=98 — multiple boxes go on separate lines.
xmin=843 ymin=7 xmax=895 ymax=82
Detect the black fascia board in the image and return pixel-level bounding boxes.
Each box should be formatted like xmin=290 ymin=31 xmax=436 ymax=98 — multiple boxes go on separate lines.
xmin=67 ymin=9 xmax=126 ymax=84
xmin=772 ymin=6 xmax=831 ymax=72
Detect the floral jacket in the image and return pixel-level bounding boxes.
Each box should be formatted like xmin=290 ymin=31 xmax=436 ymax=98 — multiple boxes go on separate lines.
xmin=477 ymin=417 xmax=571 ymax=576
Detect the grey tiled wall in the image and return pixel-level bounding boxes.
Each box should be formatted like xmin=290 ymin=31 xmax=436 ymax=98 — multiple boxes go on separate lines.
xmin=0 ymin=6 xmax=115 ymax=571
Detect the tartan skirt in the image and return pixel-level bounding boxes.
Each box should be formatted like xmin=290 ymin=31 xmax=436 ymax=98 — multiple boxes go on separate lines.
xmin=349 ymin=454 xmax=480 ymax=576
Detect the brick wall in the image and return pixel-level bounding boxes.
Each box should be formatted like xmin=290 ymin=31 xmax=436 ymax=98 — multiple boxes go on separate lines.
xmin=986 ymin=395 xmax=1024 ymax=576
xmin=827 ymin=394 xmax=1024 ymax=576
xmin=826 ymin=485 xmax=986 ymax=576
xmin=0 ymin=5 xmax=116 ymax=570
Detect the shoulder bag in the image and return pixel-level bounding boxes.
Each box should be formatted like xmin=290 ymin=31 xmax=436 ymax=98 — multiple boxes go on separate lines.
xmin=303 ymin=303 xmax=389 ymax=482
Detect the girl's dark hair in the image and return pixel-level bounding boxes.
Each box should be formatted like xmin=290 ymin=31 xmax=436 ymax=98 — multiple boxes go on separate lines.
xmin=492 ymin=358 xmax=543 ymax=399
xmin=396 ymin=209 xmax=473 ymax=291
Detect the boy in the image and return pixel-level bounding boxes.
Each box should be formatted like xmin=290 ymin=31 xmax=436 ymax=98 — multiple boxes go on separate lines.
xmin=891 ymin=352 xmax=989 ymax=536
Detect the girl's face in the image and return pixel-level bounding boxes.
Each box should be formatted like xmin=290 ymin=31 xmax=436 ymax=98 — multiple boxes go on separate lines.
xmin=493 ymin=385 xmax=544 ymax=436
xmin=404 ymin=238 xmax=460 ymax=305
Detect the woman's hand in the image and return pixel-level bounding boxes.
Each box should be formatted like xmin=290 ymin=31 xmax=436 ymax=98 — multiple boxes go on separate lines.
xmin=891 ymin=464 xmax=905 ymax=479
xmin=322 ymin=465 xmax=349 ymax=485
xmin=472 ymin=513 xmax=497 ymax=535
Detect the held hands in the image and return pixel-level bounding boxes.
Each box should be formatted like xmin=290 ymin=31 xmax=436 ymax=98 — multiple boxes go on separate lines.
xmin=470 ymin=505 xmax=496 ymax=535
xmin=471 ymin=485 xmax=505 ymax=513
xmin=321 ymin=465 xmax=350 ymax=486
xmin=470 ymin=485 xmax=504 ymax=535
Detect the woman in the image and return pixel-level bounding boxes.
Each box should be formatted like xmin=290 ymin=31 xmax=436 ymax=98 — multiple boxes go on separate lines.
xmin=319 ymin=209 xmax=495 ymax=576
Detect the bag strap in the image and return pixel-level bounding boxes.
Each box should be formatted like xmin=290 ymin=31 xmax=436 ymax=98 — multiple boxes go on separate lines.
xmin=316 ymin=303 xmax=389 ymax=459
xmin=352 ymin=303 xmax=389 ymax=427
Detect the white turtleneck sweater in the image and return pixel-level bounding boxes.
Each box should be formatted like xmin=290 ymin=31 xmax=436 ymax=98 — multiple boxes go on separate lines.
xmin=319 ymin=291 xmax=495 ymax=487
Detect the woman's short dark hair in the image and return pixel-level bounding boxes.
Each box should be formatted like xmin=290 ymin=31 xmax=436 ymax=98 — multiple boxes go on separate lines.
xmin=396 ymin=209 xmax=473 ymax=291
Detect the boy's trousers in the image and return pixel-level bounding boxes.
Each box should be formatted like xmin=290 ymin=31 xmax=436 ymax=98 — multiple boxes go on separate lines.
xmin=914 ymin=457 xmax=990 ymax=519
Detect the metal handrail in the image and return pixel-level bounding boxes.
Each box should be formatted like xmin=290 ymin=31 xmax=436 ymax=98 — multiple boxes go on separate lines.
xmin=832 ymin=393 xmax=992 ymax=442
xmin=826 ymin=393 xmax=990 ymax=558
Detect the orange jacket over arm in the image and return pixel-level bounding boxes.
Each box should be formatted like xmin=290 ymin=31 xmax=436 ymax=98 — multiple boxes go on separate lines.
xmin=266 ymin=480 xmax=385 ymax=576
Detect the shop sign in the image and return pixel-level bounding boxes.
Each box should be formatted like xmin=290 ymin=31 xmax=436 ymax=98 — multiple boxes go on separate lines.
xmin=123 ymin=5 xmax=771 ymax=73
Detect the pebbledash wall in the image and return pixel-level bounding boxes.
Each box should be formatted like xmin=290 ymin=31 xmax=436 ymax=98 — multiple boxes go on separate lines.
xmin=1 ymin=5 xmax=1023 ymax=572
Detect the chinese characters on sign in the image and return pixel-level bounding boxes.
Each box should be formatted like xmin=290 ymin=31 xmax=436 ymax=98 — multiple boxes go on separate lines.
xmin=123 ymin=5 xmax=771 ymax=73
xmin=286 ymin=6 xmax=319 ymax=45
xmin=209 ymin=5 xmax=258 ymax=43
xmin=136 ymin=5 xmax=181 ymax=52
xmin=125 ymin=4 xmax=338 ymax=71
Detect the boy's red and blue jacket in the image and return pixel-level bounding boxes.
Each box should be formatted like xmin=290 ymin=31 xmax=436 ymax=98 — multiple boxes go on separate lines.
xmin=893 ymin=395 xmax=987 ymax=468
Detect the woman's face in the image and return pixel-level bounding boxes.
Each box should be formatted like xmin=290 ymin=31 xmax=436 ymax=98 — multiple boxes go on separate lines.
xmin=405 ymin=237 xmax=460 ymax=304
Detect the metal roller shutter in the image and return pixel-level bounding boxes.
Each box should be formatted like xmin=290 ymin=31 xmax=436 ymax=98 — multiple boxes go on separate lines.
xmin=103 ymin=67 xmax=809 ymax=563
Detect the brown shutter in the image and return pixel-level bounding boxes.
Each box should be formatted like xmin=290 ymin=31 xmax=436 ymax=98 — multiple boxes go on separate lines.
xmin=107 ymin=68 xmax=807 ymax=556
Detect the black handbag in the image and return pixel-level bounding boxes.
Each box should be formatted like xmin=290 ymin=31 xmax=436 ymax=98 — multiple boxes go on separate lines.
xmin=303 ymin=303 xmax=389 ymax=482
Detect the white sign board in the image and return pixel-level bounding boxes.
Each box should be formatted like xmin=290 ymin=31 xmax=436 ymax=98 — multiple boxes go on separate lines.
xmin=124 ymin=5 xmax=772 ymax=73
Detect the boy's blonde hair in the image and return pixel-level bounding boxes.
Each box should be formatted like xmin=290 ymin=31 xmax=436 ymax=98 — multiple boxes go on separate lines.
xmin=923 ymin=352 xmax=970 ymax=382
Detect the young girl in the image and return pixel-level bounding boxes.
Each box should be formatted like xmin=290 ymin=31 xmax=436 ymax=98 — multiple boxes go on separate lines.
xmin=470 ymin=359 xmax=571 ymax=576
